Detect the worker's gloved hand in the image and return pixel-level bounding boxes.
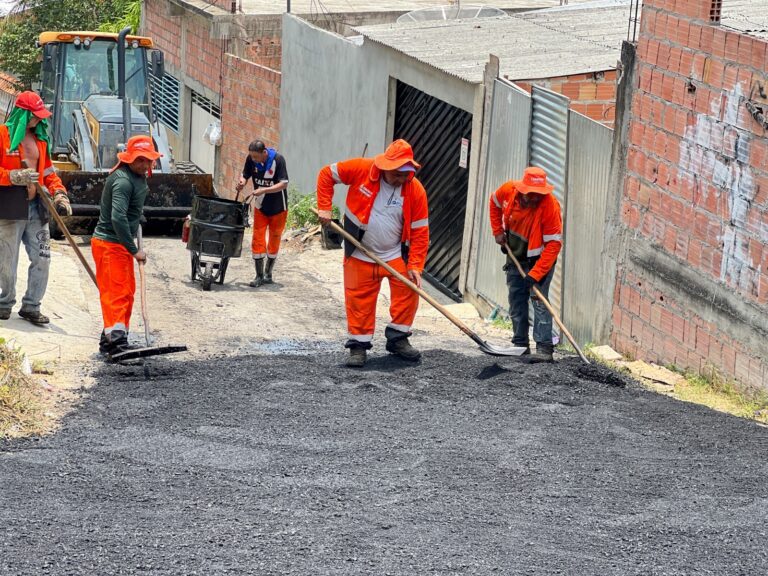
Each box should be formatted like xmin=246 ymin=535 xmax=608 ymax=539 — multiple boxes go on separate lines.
xmin=9 ymin=168 xmax=39 ymax=186
xmin=53 ymin=191 xmax=72 ymax=216
xmin=523 ymin=274 xmax=538 ymax=290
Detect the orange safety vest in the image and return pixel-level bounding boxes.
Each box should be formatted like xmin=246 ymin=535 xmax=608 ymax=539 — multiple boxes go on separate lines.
xmin=489 ymin=181 xmax=562 ymax=281
xmin=0 ymin=124 xmax=65 ymax=194
xmin=317 ymin=157 xmax=430 ymax=272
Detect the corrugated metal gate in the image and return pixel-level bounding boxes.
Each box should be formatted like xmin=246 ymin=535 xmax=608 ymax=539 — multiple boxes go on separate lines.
xmin=394 ymin=80 xmax=472 ymax=300
xmin=529 ymin=86 xmax=570 ymax=327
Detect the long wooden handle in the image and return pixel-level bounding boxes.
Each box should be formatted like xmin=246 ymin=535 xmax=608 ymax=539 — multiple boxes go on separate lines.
xmin=137 ymin=225 xmax=151 ymax=346
xmin=34 ymin=183 xmax=98 ymax=286
xmin=503 ymin=243 xmax=590 ymax=364
xmin=315 ymin=209 xmax=489 ymax=347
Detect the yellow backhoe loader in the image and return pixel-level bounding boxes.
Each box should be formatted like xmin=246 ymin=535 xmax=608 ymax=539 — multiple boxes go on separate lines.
xmin=37 ymin=28 xmax=214 ymax=235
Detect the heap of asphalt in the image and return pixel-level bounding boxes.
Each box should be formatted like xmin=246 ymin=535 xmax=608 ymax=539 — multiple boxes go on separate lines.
xmin=1 ymin=349 xmax=766 ymax=575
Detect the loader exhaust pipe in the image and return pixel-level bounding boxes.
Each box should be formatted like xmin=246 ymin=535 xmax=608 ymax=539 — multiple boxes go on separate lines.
xmin=117 ymin=26 xmax=131 ymax=142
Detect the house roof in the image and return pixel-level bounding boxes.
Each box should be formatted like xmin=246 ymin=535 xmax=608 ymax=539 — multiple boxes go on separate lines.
xmin=722 ymin=0 xmax=768 ymax=41
xmin=353 ymin=0 xmax=633 ymax=83
xmin=237 ymin=0 xmax=602 ymax=16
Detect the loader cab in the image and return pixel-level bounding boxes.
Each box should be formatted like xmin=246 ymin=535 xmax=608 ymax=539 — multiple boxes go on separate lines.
xmin=38 ymin=32 xmax=156 ymax=160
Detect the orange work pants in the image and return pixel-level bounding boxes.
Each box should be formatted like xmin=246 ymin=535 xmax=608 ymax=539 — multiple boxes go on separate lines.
xmin=251 ymin=209 xmax=288 ymax=259
xmin=91 ymin=237 xmax=135 ymax=335
xmin=343 ymin=256 xmax=419 ymax=348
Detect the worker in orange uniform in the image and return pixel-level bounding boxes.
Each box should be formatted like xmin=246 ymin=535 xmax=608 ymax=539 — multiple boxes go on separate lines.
xmin=317 ymin=139 xmax=429 ymax=368
xmin=91 ymin=135 xmax=161 ymax=355
xmin=489 ymin=166 xmax=562 ymax=363
xmin=235 ymin=140 xmax=289 ymax=287
xmin=0 ymin=91 xmax=70 ymax=325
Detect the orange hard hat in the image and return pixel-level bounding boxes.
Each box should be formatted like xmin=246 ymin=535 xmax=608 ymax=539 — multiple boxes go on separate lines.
xmin=512 ymin=167 xmax=555 ymax=195
xmin=117 ymin=135 xmax=162 ymax=164
xmin=373 ymin=139 xmax=421 ymax=171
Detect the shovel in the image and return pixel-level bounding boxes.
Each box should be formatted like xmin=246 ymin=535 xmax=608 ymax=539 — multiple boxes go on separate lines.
xmin=503 ymin=243 xmax=590 ymax=365
xmin=109 ymin=225 xmax=188 ymax=362
xmin=315 ymin=210 xmax=526 ymax=357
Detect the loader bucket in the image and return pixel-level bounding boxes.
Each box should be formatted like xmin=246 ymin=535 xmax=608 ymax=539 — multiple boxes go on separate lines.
xmin=55 ymin=170 xmax=215 ymax=236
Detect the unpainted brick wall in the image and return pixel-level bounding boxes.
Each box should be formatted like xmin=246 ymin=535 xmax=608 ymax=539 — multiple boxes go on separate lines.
xmin=143 ymin=0 xmax=225 ymax=95
xmin=143 ymin=0 xmax=182 ymax=71
xmin=613 ymin=0 xmax=768 ymax=388
xmin=217 ymin=54 xmax=281 ymax=196
xmin=513 ymin=70 xmax=618 ymax=128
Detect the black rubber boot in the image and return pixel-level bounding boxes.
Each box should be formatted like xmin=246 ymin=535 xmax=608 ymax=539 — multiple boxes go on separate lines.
xmin=0 ymin=308 xmax=10 ymax=320
xmin=264 ymin=257 xmax=276 ymax=284
xmin=98 ymin=331 xmax=111 ymax=355
xmin=249 ymin=258 xmax=265 ymax=287
xmin=346 ymin=348 xmax=367 ymax=368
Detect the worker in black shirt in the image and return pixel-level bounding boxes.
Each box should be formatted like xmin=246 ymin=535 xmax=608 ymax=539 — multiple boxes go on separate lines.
xmin=235 ymin=140 xmax=289 ymax=287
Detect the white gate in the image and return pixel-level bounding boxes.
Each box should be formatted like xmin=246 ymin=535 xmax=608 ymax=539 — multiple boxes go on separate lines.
xmin=189 ymin=91 xmax=220 ymax=176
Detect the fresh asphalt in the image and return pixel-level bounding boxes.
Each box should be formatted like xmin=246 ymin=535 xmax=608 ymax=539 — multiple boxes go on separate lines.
xmin=1 ymin=349 xmax=766 ymax=575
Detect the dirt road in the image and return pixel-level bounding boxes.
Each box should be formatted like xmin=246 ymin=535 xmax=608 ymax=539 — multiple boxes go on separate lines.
xmin=1 ymin=235 xmax=767 ymax=574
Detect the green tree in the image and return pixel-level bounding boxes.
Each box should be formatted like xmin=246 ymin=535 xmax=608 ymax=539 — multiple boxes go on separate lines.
xmin=0 ymin=0 xmax=141 ymax=88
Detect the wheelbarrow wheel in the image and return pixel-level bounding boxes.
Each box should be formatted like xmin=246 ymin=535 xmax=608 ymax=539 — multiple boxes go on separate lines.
xmin=217 ymin=257 xmax=230 ymax=284
xmin=201 ymin=261 xmax=213 ymax=291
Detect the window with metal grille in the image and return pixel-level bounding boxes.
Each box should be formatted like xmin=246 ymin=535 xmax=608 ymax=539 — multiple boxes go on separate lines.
xmin=150 ymin=72 xmax=181 ymax=133
xmin=191 ymin=90 xmax=221 ymax=120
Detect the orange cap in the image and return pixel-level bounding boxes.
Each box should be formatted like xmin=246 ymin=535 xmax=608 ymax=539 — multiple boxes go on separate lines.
xmin=373 ymin=139 xmax=421 ymax=171
xmin=512 ymin=166 xmax=554 ymax=195
xmin=117 ymin=135 xmax=162 ymax=164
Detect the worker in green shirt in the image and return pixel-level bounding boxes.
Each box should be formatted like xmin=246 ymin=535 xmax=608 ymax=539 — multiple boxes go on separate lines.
xmin=91 ymin=135 xmax=161 ymax=355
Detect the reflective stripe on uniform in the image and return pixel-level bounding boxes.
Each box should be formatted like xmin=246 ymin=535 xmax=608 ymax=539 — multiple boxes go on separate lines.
xmin=43 ymin=166 xmax=56 ymax=176
xmin=330 ymin=163 xmax=342 ymax=184
xmin=411 ymin=218 xmax=428 ymax=229
xmin=543 ymin=234 xmax=562 ymax=242
xmin=104 ymin=322 xmax=127 ymax=335
xmin=252 ymin=252 xmax=266 ymax=259
xmin=527 ymin=247 xmax=543 ymax=257
xmin=492 ymin=192 xmax=501 ymax=208
xmin=348 ymin=333 xmax=373 ymax=342
xmin=386 ymin=322 xmax=411 ymax=333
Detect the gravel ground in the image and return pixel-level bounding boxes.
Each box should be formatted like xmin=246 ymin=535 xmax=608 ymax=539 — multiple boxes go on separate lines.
xmin=1 ymin=349 xmax=767 ymax=575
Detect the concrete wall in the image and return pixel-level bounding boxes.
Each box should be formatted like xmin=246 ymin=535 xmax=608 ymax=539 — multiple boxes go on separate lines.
xmin=280 ymin=14 xmax=477 ymax=199
xmin=611 ymin=0 xmax=768 ymax=388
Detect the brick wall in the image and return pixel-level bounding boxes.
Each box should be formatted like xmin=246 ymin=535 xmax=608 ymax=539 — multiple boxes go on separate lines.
xmin=143 ymin=0 xmax=182 ymax=72
xmin=513 ymin=70 xmax=619 ymax=128
xmin=217 ymin=54 xmax=281 ymax=196
xmin=612 ymin=0 xmax=768 ymax=388
xmin=185 ymin=16 xmax=226 ymax=93
xmin=244 ymin=28 xmax=282 ymax=70
xmin=143 ymin=0 xmax=225 ymax=96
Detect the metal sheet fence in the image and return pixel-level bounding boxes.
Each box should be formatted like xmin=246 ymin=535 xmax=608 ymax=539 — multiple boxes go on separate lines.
xmin=563 ymin=110 xmax=614 ymax=346
xmin=472 ymin=79 xmax=531 ymax=310
xmin=469 ymin=79 xmax=615 ymax=347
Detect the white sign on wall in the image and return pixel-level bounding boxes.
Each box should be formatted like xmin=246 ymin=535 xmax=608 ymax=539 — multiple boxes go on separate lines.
xmin=459 ymin=137 xmax=469 ymax=169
